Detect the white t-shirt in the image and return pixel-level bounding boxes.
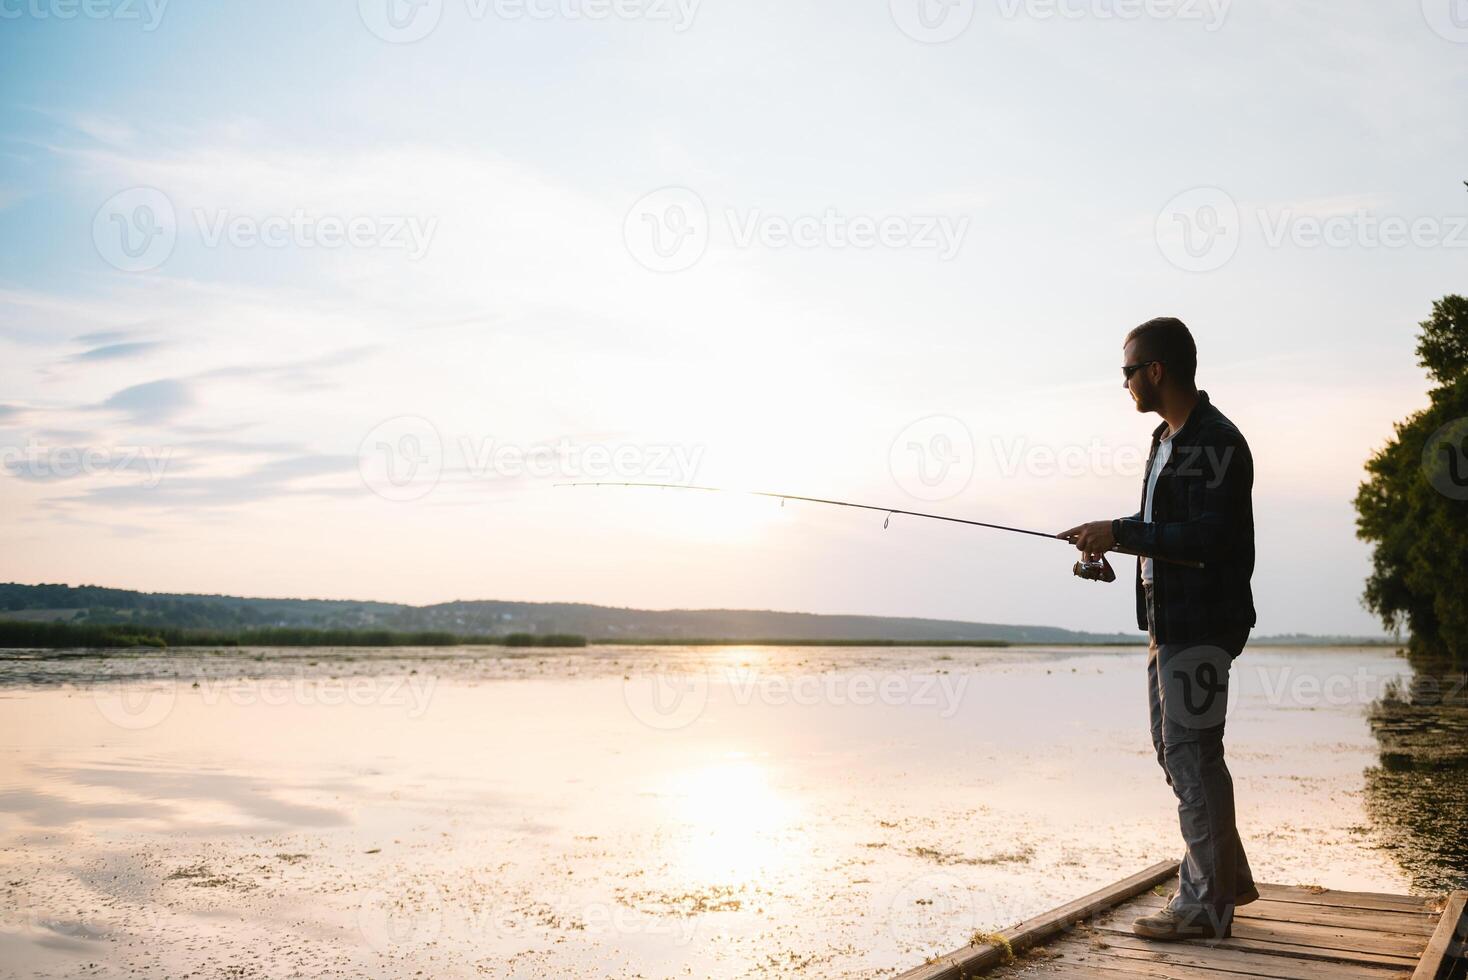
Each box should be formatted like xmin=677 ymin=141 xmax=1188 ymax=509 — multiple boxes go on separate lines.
xmin=1140 ymin=429 xmax=1176 ymax=585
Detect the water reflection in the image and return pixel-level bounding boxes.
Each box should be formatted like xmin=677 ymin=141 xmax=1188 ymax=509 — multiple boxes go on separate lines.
xmin=664 ymin=754 xmax=801 ymax=883
xmin=1365 ymin=666 xmax=1468 ymax=891
xmin=0 ymin=759 xmax=351 ymax=832
xmin=711 ymin=647 xmax=770 ymax=669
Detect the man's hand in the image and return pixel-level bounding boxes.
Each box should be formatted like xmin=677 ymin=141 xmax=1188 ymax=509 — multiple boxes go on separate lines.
xmin=1058 ymin=520 xmax=1117 ymax=562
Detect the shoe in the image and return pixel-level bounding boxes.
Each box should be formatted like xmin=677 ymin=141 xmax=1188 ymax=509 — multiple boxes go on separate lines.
xmin=1131 ymin=905 xmax=1231 ymax=941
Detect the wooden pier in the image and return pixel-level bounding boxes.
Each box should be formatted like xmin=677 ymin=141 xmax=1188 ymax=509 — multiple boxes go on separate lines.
xmin=895 ymin=860 xmax=1467 ymax=980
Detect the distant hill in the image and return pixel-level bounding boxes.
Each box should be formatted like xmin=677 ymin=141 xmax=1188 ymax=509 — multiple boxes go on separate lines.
xmin=0 ymin=583 xmax=1394 ymax=646
xmin=0 ymin=582 xmax=1139 ymax=644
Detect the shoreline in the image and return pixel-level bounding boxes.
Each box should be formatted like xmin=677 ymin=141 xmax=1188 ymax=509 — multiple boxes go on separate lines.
xmin=0 ymin=630 xmax=1404 ymax=653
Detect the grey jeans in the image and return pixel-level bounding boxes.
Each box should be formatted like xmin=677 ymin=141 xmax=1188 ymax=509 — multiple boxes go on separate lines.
xmin=1145 ymin=583 xmax=1255 ymax=926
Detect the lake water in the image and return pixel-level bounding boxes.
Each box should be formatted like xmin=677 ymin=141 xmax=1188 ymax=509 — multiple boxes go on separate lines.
xmin=0 ymin=644 xmax=1431 ymax=978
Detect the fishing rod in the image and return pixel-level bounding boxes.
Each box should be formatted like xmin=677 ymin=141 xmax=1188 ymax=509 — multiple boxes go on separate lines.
xmin=553 ymin=481 xmax=1203 ymax=579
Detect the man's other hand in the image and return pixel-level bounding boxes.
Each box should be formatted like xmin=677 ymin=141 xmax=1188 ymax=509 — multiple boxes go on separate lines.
xmin=1058 ymin=520 xmax=1117 ymax=561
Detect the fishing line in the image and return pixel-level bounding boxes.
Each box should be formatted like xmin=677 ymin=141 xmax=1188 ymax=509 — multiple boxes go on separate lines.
xmin=553 ymin=481 xmax=1203 ymax=575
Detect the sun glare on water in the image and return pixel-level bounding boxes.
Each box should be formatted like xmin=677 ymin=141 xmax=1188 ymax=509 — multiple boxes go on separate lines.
xmin=664 ymin=754 xmax=802 ymax=883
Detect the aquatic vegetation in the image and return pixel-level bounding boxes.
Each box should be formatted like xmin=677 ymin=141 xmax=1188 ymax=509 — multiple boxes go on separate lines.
xmin=968 ymin=930 xmax=1015 ymax=964
xmin=910 ymin=845 xmax=1035 ymax=866
xmin=617 ymin=884 xmax=746 ymax=915
xmin=164 ymin=863 xmax=257 ymax=891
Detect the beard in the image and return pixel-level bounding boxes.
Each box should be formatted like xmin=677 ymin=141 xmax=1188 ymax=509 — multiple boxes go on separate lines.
xmin=1131 ymin=380 xmax=1160 ymax=413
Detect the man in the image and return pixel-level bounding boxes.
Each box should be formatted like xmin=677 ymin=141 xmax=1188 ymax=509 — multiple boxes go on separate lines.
xmin=1059 ymin=317 xmax=1258 ymax=942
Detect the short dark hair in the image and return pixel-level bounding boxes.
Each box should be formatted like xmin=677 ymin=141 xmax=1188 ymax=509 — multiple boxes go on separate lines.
xmin=1125 ymin=317 xmax=1197 ymax=387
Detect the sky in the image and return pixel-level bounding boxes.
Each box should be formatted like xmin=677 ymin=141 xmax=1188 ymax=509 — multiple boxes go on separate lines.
xmin=1 ymin=0 xmax=1465 ymax=636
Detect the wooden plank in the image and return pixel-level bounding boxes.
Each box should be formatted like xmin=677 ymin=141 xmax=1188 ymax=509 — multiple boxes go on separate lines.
xmin=1238 ymin=903 xmax=1436 ymax=938
xmin=1143 ymin=884 xmax=1437 ymax=917
xmin=1090 ymin=905 xmax=1426 ymax=965
xmin=1411 ymin=890 xmax=1467 ymax=980
xmin=1000 ymin=951 xmax=1411 ymax=980
xmin=1024 ymin=953 xmax=1314 ymax=980
xmin=894 ymin=873 xmax=1443 ymax=980
xmin=1103 ymin=896 xmax=1429 ymax=951
xmin=1123 ymin=893 xmax=1439 ymax=937
xmin=1056 ymin=931 xmax=1415 ymax=980
xmin=1258 ymin=886 xmax=1437 ymax=915
xmin=1196 ymin=917 xmax=1424 ymax=958
xmin=1030 ymin=946 xmax=1410 ymax=980
xmin=1197 ymin=935 xmax=1420 ymax=971
xmin=892 ymin=860 xmax=1180 ymax=980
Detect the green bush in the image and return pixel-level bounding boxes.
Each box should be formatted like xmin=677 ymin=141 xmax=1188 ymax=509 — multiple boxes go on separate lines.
xmin=1356 ymin=295 xmax=1468 ymax=667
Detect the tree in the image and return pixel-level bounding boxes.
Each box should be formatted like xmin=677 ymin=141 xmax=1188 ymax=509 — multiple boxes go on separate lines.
xmin=1355 ymin=296 xmax=1468 ymax=666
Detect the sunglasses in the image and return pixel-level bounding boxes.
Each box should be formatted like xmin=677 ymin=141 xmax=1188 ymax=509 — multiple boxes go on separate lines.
xmin=1121 ymin=359 xmax=1163 ymax=381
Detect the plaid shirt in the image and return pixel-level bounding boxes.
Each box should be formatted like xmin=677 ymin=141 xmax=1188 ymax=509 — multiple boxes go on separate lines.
xmin=1112 ymin=390 xmax=1257 ymax=644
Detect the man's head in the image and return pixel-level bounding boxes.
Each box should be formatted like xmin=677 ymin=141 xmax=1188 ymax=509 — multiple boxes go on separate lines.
xmin=1122 ymin=317 xmax=1197 ymax=414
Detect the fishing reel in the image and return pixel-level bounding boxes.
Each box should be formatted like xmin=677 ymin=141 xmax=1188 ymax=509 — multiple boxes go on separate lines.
xmin=1072 ymin=555 xmax=1117 ymax=582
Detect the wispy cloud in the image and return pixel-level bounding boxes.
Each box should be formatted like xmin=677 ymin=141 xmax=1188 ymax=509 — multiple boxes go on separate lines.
xmin=75 ymin=329 xmax=138 ymax=345
xmin=177 ymin=437 xmax=305 ymax=455
xmin=0 ymin=288 xmax=160 ymax=346
xmin=59 ymin=453 xmax=360 ymax=510
xmin=69 ymin=114 xmax=137 ymax=147
xmin=98 ymin=379 xmax=193 ymax=424
xmin=70 ymin=340 xmax=165 ymax=362
xmin=195 ymin=345 xmax=378 ymax=391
